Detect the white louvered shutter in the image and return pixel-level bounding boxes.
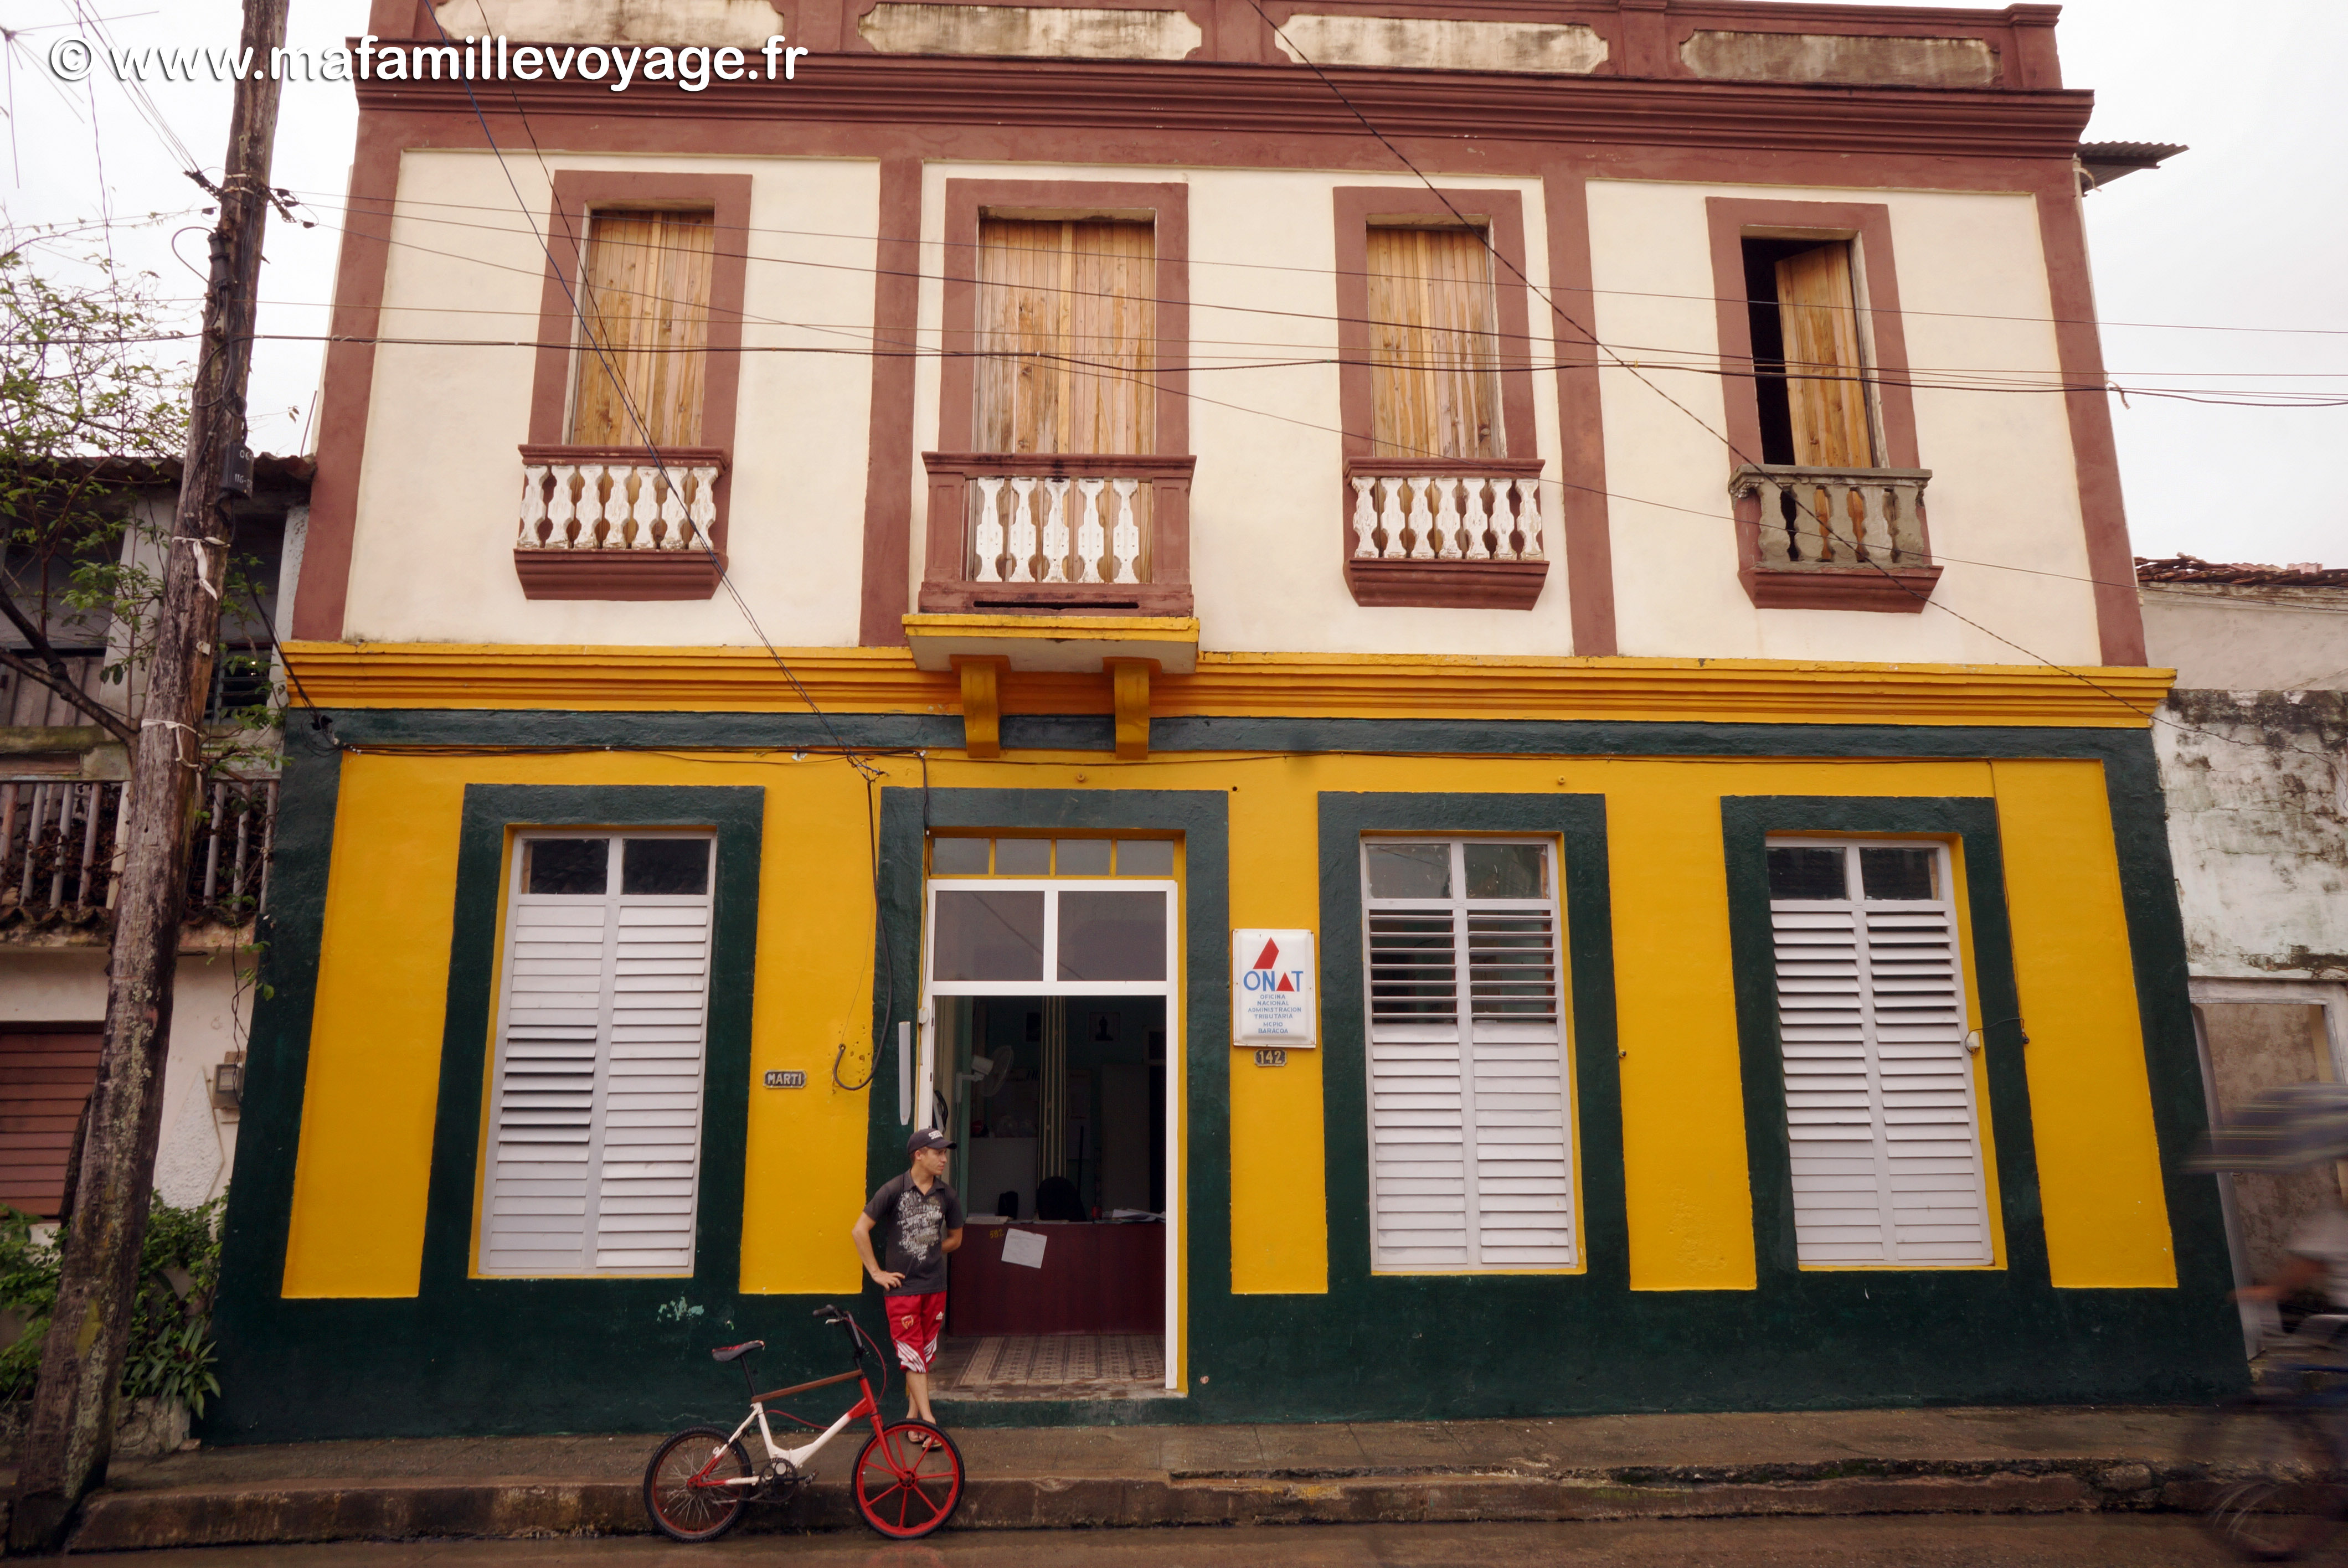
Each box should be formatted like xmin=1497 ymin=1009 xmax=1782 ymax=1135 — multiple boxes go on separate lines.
xmin=1770 ymin=842 xmax=1990 ymax=1267
xmin=1363 ymin=840 xmax=1574 ymax=1272
xmin=483 ymin=837 xmax=713 ymax=1276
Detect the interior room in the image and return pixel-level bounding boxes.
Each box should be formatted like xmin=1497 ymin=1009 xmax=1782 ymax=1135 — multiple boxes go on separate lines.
xmin=934 ymin=994 xmax=1168 ymax=1400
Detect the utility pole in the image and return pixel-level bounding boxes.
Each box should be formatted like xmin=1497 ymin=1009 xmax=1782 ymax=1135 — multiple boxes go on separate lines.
xmin=9 ymin=0 xmax=288 ymax=1548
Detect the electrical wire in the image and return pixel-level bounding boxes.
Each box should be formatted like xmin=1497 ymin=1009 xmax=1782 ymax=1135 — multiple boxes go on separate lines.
xmin=409 ymin=4 xmax=877 ymax=788
xmin=1239 ymin=0 xmax=2344 ymax=764
xmin=287 ymin=182 xmax=2348 ymax=343
xmin=25 ymin=44 xmax=2335 ymax=763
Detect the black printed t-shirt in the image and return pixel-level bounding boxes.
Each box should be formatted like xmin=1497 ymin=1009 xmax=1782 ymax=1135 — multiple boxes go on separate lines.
xmin=863 ymin=1172 xmax=966 ymax=1298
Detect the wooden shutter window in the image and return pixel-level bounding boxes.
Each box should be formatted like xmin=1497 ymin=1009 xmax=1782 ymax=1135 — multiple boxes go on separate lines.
xmin=973 ymin=218 xmax=1156 ymax=457
xmin=569 ymin=209 xmax=718 ymax=448
xmin=1773 ymin=243 xmax=1875 ymax=469
xmin=481 ymin=834 xmax=714 ymax=1277
xmin=0 ymin=1029 xmax=102 ymax=1219
xmin=1768 ymin=839 xmax=1991 ymax=1268
xmin=1362 ymin=839 xmax=1573 ymax=1273
xmin=1366 ymin=226 xmax=1505 ymax=463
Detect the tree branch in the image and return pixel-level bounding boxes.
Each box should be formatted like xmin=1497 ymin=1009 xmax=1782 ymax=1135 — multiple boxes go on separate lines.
xmin=0 ymin=586 xmax=136 ymax=745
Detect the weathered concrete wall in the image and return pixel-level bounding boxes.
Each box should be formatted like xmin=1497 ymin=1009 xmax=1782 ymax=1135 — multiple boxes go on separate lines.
xmin=2141 ymin=584 xmax=2348 ymax=692
xmin=2155 ymin=689 xmax=2348 ymax=979
xmin=1272 ymin=16 xmax=1606 ymax=74
xmin=1679 ymin=30 xmax=1995 ymax=87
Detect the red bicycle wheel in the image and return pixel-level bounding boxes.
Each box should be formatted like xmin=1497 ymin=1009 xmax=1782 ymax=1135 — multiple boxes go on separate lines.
xmin=852 ymin=1421 xmax=964 ymax=1539
xmin=643 ymin=1425 xmax=754 ymax=1543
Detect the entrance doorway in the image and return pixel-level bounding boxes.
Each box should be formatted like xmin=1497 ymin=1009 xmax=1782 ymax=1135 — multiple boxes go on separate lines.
xmin=918 ymin=836 xmax=1178 ymax=1399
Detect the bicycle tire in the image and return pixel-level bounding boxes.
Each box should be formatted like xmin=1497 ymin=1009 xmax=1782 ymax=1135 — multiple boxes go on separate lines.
xmin=852 ymin=1421 xmax=964 ymax=1539
xmin=643 ymin=1425 xmax=755 ymax=1543
xmin=2186 ymin=1395 xmax=2348 ymax=1562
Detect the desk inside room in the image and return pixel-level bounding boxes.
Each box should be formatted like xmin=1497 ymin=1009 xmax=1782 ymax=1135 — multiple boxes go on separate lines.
xmin=948 ymin=1220 xmax=1165 ymax=1335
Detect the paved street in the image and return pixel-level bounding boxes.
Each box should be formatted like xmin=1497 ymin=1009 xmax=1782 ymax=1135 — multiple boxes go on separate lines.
xmin=79 ymin=1518 xmax=2258 ymax=1567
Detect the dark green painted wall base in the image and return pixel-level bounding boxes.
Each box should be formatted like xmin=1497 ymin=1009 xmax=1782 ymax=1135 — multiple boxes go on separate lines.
xmin=203 ymin=713 xmax=2245 ymax=1444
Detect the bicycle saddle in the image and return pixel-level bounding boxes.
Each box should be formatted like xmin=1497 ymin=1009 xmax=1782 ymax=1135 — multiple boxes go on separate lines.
xmin=710 ymin=1340 xmax=764 ymax=1363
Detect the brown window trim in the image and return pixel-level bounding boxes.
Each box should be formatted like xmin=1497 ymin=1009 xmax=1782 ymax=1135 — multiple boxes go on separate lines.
xmin=924 ymin=180 xmax=1191 ymax=618
xmin=1333 ymin=187 xmax=1545 ymax=611
xmin=1705 ymin=197 xmax=1939 ymax=615
xmin=519 ymin=172 xmax=751 ymax=602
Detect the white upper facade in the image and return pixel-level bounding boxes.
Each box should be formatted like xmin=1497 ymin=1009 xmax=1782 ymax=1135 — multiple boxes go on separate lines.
xmin=311 ymin=0 xmax=2137 ymax=668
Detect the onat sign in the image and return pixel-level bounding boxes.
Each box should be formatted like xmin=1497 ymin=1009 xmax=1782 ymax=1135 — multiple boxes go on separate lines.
xmin=1232 ymin=929 xmax=1316 ymax=1048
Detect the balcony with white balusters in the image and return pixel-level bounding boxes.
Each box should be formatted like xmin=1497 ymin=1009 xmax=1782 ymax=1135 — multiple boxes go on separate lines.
xmin=917 ymin=453 xmax=1196 ymax=618
xmin=513 ymin=446 xmax=728 ymax=600
xmin=1343 ymin=459 xmax=1549 ymax=610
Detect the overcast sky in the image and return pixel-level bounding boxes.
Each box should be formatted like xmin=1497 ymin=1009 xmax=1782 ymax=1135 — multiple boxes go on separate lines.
xmin=3 ymin=0 xmax=2340 ymax=568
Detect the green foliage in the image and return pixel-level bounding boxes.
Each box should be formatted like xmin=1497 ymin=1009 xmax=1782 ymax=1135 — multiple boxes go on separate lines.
xmin=0 ymin=1194 xmax=226 ymax=1415
xmin=0 ymin=245 xmax=189 ymax=687
xmin=122 ymin=1319 xmax=220 ymax=1419
xmin=0 ymin=1208 xmax=62 ymax=1402
xmin=0 ymin=240 xmax=280 ymax=747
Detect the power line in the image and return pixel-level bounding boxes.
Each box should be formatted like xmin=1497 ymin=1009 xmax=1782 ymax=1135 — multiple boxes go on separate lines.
xmin=240 ymin=197 xmax=2348 ymax=384
xmin=410 ymin=3 xmax=878 ymax=782
xmin=121 ymin=287 xmax=2348 ymax=384
xmin=1240 ymin=0 xmax=2343 ymax=764
xmin=287 ymin=183 xmax=2348 ymax=343
xmin=26 ymin=56 xmax=2334 ymax=751
xmin=8 ymin=341 xmax=2331 ymax=595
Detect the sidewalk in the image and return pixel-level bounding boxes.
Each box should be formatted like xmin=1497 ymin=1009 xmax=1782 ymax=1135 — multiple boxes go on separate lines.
xmin=45 ymin=1406 xmax=2217 ymax=1550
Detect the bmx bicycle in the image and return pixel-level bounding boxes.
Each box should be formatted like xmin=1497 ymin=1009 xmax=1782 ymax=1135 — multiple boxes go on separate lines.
xmin=2189 ymin=1313 xmax=2348 ymax=1561
xmin=642 ymin=1302 xmax=964 ymax=1542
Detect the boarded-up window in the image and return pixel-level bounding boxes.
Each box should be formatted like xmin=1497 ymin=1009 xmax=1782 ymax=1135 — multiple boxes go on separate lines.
xmin=973 ymin=219 xmax=1156 ymax=456
xmin=1361 ymin=839 xmax=1573 ymax=1273
xmin=480 ymin=833 xmax=715 ymax=1277
xmin=569 ymin=210 xmax=717 ymax=448
xmin=1366 ymin=227 xmax=1505 ymax=462
xmin=1743 ymin=237 xmax=1875 ymax=469
xmin=0 ymin=1029 xmax=101 ymax=1219
xmin=1766 ymin=839 xmax=1991 ymax=1267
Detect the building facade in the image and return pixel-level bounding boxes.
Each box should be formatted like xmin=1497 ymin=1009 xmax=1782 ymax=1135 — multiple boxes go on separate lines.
xmin=210 ymin=0 xmax=2241 ymax=1440
xmin=1 ymin=458 xmax=308 ymax=1220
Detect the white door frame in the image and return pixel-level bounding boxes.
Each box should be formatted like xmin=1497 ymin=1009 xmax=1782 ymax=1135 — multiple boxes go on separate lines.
xmin=919 ymin=875 xmax=1183 ymax=1392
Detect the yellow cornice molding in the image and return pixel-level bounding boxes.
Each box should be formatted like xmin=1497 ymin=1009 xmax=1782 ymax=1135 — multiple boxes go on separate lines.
xmin=280 ymin=642 xmax=2175 ymax=728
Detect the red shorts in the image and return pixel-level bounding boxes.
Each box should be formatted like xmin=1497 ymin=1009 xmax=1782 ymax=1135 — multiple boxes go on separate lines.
xmin=885 ymin=1291 xmax=946 ymax=1372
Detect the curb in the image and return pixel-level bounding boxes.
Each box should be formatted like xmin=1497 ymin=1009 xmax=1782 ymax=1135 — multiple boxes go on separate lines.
xmin=68 ymin=1459 xmax=2190 ymax=1549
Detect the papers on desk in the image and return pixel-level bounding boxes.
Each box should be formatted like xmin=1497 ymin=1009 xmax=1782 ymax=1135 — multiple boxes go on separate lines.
xmin=1001 ymin=1228 xmax=1048 ymax=1269
xmin=1109 ymin=1209 xmax=1162 ymax=1222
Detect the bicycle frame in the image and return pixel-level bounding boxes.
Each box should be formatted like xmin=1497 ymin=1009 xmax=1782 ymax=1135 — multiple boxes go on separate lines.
xmin=692 ymin=1366 xmax=889 ymax=1490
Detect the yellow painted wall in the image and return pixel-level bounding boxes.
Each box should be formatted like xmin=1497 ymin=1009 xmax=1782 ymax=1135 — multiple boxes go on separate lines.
xmin=1990 ymin=760 xmax=2175 ymax=1286
xmin=280 ymin=746 xmax=2170 ymax=1302
xmin=282 ymin=754 xmax=465 ymax=1296
xmin=1227 ymin=766 xmax=1330 ymax=1293
xmin=281 ymin=750 xmax=885 ymax=1297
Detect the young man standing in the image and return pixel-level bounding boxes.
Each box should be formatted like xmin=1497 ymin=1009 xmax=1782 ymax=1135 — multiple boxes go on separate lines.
xmin=852 ymin=1128 xmax=966 ymax=1426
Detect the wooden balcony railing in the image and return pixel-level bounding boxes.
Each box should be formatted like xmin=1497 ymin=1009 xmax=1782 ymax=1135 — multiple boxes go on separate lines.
xmin=1342 ymin=458 xmax=1549 ymax=610
xmin=1729 ymin=463 xmax=1940 ymax=612
xmin=0 ymin=776 xmax=276 ymax=932
xmin=514 ymin=445 xmax=728 ymax=600
xmin=919 ymin=453 xmax=1196 ymax=617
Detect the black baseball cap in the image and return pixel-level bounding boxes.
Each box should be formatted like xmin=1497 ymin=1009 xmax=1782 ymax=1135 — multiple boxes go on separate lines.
xmin=907 ymin=1128 xmax=956 ymax=1156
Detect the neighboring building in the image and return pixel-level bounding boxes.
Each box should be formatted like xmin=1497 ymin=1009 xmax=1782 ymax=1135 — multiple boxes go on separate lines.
xmin=0 ymin=457 xmax=312 ymax=1217
xmin=2138 ymin=554 xmax=2348 ymax=1323
xmin=210 ymin=0 xmax=2241 ymax=1441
